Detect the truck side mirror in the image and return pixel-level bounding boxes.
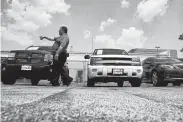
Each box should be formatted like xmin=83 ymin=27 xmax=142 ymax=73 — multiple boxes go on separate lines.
xmin=84 ymin=55 xmax=90 ymax=59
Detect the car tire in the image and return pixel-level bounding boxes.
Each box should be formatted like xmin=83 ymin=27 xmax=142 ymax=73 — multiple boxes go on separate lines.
xmin=1 ymin=74 xmax=16 ymax=85
xmin=117 ymin=81 xmax=124 ymax=87
xmin=130 ymin=79 xmax=141 ymax=87
xmin=87 ymin=77 xmax=95 ymax=87
xmin=31 ymin=78 xmax=40 ymax=86
xmin=151 ymin=71 xmax=165 ymax=87
xmin=172 ymin=81 xmax=181 ymax=86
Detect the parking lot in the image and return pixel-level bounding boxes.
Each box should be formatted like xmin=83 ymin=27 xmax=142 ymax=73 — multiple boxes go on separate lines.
xmin=1 ymin=80 xmax=183 ymax=122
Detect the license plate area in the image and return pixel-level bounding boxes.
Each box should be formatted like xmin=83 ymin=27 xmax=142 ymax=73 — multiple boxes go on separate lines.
xmin=21 ymin=65 xmax=32 ymax=71
xmin=113 ymin=69 xmax=124 ymax=75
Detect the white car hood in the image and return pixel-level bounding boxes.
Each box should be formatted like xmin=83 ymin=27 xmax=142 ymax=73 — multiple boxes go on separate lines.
xmin=90 ymin=55 xmax=139 ymax=58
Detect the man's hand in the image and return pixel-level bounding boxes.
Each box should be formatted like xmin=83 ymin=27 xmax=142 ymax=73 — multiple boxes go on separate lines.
xmin=40 ymin=36 xmax=55 ymax=41
xmin=54 ymin=54 xmax=59 ymax=61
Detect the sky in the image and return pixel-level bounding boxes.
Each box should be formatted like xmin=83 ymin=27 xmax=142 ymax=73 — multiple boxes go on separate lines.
xmin=1 ymin=0 xmax=183 ymax=56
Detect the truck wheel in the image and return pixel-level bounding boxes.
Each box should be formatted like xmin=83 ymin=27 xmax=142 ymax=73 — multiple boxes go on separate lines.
xmin=87 ymin=77 xmax=95 ymax=87
xmin=172 ymin=81 xmax=181 ymax=86
xmin=31 ymin=78 xmax=40 ymax=86
xmin=1 ymin=74 xmax=16 ymax=85
xmin=130 ymin=79 xmax=141 ymax=87
xmin=51 ymin=74 xmax=62 ymax=86
xmin=117 ymin=81 xmax=124 ymax=87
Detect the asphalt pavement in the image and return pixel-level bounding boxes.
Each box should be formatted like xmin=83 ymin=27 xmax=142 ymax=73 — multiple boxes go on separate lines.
xmin=1 ymin=80 xmax=183 ymax=122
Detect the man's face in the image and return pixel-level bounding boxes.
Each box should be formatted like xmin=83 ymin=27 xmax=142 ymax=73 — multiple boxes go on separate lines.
xmin=59 ymin=28 xmax=63 ymax=35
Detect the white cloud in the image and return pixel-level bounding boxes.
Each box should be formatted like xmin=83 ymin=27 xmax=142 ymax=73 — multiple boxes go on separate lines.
xmin=117 ymin=27 xmax=147 ymax=51
xmin=94 ymin=27 xmax=147 ymax=51
xmin=121 ymin=0 xmax=130 ymax=8
xmin=84 ymin=30 xmax=91 ymax=39
xmin=136 ymin=0 xmax=169 ymax=23
xmin=41 ymin=41 xmax=54 ymax=46
xmin=1 ymin=27 xmax=33 ymax=45
xmin=1 ymin=0 xmax=70 ymax=46
xmin=94 ymin=35 xmax=116 ymax=48
xmin=99 ymin=18 xmax=116 ymax=32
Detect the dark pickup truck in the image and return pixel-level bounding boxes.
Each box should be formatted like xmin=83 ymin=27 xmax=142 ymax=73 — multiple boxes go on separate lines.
xmin=1 ymin=46 xmax=68 ymax=86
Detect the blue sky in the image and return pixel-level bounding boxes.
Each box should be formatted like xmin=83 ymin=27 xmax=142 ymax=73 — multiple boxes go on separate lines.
xmin=1 ymin=0 xmax=183 ymax=56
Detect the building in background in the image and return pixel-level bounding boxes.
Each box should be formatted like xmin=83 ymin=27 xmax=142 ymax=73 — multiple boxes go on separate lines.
xmin=128 ymin=48 xmax=178 ymax=61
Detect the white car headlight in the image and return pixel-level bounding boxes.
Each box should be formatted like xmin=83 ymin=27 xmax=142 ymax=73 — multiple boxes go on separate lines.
xmin=90 ymin=57 xmax=102 ymax=65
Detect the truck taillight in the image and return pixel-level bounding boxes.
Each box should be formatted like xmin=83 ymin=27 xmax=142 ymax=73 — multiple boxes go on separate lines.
xmin=8 ymin=53 xmax=16 ymax=60
xmin=44 ymin=54 xmax=53 ymax=62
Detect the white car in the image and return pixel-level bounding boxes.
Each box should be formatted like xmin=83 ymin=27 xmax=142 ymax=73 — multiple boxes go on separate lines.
xmin=84 ymin=48 xmax=143 ymax=87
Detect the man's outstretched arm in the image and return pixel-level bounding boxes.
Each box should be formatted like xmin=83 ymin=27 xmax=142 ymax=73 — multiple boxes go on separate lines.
xmin=40 ymin=36 xmax=59 ymax=41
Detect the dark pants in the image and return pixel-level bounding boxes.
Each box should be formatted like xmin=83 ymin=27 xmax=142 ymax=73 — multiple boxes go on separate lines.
xmin=52 ymin=52 xmax=70 ymax=85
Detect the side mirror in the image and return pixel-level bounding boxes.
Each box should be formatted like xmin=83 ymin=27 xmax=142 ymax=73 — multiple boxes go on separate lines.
xmin=84 ymin=55 xmax=90 ymax=59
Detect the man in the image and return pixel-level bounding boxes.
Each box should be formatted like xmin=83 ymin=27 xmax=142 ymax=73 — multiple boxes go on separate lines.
xmin=40 ymin=26 xmax=73 ymax=86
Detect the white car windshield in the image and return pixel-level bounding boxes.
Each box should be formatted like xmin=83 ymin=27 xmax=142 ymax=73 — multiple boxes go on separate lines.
xmin=93 ymin=49 xmax=128 ymax=55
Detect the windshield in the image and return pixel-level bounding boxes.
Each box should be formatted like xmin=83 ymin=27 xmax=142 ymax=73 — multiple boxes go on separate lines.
xmin=26 ymin=47 xmax=39 ymax=50
xmin=93 ymin=49 xmax=128 ymax=55
xmin=153 ymin=58 xmax=182 ymax=63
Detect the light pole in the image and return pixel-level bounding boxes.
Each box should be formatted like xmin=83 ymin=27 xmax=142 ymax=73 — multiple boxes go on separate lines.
xmin=155 ymin=46 xmax=160 ymax=53
xmin=179 ymin=34 xmax=183 ymax=52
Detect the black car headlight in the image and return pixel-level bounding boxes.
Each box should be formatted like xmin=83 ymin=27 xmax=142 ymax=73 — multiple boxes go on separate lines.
xmin=8 ymin=52 xmax=16 ymax=60
xmin=44 ymin=54 xmax=53 ymax=62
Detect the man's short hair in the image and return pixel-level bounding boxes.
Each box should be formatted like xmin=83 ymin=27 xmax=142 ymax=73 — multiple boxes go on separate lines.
xmin=61 ymin=26 xmax=68 ymax=33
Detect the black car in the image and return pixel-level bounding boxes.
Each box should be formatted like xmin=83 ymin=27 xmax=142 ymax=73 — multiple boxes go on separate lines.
xmin=1 ymin=46 xmax=61 ymax=86
xmin=179 ymin=58 xmax=183 ymax=62
xmin=142 ymin=57 xmax=183 ymax=86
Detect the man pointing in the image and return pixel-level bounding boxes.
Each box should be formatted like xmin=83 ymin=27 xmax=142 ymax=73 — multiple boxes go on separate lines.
xmin=40 ymin=26 xmax=73 ymax=86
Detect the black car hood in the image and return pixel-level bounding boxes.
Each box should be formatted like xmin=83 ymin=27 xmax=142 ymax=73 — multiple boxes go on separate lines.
xmin=154 ymin=62 xmax=183 ymax=69
xmin=154 ymin=62 xmax=183 ymax=65
xmin=11 ymin=50 xmax=51 ymax=54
